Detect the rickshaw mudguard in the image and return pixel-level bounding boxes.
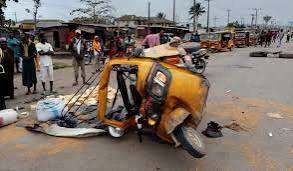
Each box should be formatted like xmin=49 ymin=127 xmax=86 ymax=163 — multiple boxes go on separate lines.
xmin=164 ymin=108 xmax=196 ymax=135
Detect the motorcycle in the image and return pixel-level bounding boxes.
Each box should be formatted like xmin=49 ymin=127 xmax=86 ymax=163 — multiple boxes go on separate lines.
xmin=143 ymin=42 xmax=209 ymax=74
xmin=182 ymin=49 xmax=209 ymax=74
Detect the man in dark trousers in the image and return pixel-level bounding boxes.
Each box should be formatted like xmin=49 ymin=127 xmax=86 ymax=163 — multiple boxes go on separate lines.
xmin=71 ymin=30 xmax=87 ymax=86
xmin=0 ymin=37 xmax=14 ymax=100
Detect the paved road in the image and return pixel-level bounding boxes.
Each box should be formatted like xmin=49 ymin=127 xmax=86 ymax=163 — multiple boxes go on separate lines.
xmin=1 ymin=43 xmax=293 ymax=171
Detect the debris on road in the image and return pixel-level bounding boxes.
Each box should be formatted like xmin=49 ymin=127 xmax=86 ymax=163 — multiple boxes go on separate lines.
xmin=36 ymin=98 xmax=68 ymax=122
xmin=202 ymin=121 xmax=223 ymax=138
xmin=58 ymin=86 xmax=116 ymax=107
xmin=223 ymin=121 xmax=248 ymax=132
xmin=249 ymin=51 xmax=281 ymax=58
xmin=26 ymin=123 xmax=106 ymax=138
xmin=0 ymin=109 xmax=18 ymax=127
xmin=250 ymin=51 xmax=293 ymax=59
xmin=225 ymin=90 xmax=232 ymax=94
xmin=266 ymin=112 xmax=284 ymax=119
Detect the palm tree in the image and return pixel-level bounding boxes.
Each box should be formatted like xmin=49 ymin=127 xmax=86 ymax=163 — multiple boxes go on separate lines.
xmin=156 ymin=12 xmax=166 ymax=19
xmin=189 ymin=2 xmax=205 ymax=32
xmin=263 ymin=15 xmax=272 ymax=25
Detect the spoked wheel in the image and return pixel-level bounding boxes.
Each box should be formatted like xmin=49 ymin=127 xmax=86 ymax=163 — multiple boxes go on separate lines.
xmin=194 ymin=59 xmax=206 ymax=74
xmin=174 ymin=125 xmax=206 ymax=158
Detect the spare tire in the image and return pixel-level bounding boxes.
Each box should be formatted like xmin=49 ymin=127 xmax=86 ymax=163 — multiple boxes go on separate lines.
xmin=174 ymin=125 xmax=206 ymax=158
xmin=249 ymin=51 xmax=268 ymax=57
xmin=279 ymin=53 xmax=293 ymax=59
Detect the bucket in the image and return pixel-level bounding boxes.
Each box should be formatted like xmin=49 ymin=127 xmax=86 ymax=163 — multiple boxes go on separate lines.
xmin=36 ymin=98 xmax=68 ymax=122
xmin=0 ymin=109 xmax=18 ymax=127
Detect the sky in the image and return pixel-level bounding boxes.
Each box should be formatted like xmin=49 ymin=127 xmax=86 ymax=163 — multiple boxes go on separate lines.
xmin=4 ymin=0 xmax=293 ymax=26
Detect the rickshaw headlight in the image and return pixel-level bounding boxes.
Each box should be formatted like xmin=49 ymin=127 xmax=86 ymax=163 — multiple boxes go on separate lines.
xmin=151 ymin=72 xmax=167 ymax=97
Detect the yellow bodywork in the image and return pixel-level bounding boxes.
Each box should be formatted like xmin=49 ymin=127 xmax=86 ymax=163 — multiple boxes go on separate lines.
xmin=98 ymin=58 xmax=209 ymax=142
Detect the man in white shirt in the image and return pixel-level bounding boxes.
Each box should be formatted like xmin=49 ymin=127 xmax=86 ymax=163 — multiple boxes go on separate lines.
xmin=36 ymin=36 xmax=55 ymax=94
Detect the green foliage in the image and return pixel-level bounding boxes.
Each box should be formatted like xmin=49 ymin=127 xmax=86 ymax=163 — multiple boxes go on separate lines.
xmin=189 ymin=2 xmax=205 ymax=19
xmin=263 ymin=15 xmax=272 ymax=25
xmin=25 ymin=0 xmax=41 ymax=27
xmin=227 ymin=21 xmax=245 ymax=28
xmin=70 ymin=0 xmax=114 ymax=24
xmin=156 ymin=12 xmax=166 ymax=19
xmin=0 ymin=0 xmax=19 ymax=31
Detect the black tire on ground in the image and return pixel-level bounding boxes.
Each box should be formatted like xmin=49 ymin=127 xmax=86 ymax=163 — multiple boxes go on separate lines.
xmin=249 ymin=51 xmax=268 ymax=57
xmin=279 ymin=53 xmax=293 ymax=59
xmin=174 ymin=125 xmax=206 ymax=158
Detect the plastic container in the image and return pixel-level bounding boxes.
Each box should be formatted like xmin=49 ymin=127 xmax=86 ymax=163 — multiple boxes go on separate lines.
xmin=0 ymin=109 xmax=18 ymax=127
xmin=36 ymin=98 xmax=68 ymax=122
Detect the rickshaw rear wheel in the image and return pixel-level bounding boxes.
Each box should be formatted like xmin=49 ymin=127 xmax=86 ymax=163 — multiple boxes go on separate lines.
xmin=174 ymin=125 xmax=206 ymax=158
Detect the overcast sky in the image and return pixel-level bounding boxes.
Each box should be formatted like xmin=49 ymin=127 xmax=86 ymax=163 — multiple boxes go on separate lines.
xmin=4 ymin=0 xmax=293 ymax=26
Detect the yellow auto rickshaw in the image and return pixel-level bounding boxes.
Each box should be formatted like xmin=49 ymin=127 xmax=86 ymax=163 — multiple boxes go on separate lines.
xmin=200 ymin=33 xmax=210 ymax=49
xmin=249 ymin=32 xmax=257 ymax=46
xmin=97 ymin=57 xmax=210 ymax=158
xmin=234 ymin=31 xmax=250 ymax=47
xmin=200 ymin=31 xmax=234 ymax=52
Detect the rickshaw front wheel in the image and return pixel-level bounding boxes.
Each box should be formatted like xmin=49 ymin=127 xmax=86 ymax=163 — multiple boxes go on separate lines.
xmin=108 ymin=126 xmax=125 ymax=138
xmin=174 ymin=125 xmax=206 ymax=158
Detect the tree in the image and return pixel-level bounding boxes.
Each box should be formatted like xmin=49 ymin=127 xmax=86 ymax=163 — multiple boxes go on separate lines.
xmin=70 ymin=16 xmax=115 ymax=25
xmin=0 ymin=0 xmax=19 ymax=31
xmin=156 ymin=12 xmax=166 ymax=19
xmin=25 ymin=0 xmax=41 ymax=31
xmin=263 ymin=15 xmax=272 ymax=25
xmin=189 ymin=2 xmax=205 ymax=32
xmin=70 ymin=0 xmax=114 ymax=24
xmin=227 ymin=21 xmax=245 ymax=28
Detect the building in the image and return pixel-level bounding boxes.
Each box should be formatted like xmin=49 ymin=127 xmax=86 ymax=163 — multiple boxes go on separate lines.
xmin=18 ymin=19 xmax=68 ymax=49
xmin=116 ymin=15 xmax=175 ymax=28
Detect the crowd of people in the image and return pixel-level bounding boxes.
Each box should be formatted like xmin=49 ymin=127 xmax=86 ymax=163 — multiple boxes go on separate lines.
xmin=0 ymin=33 xmax=56 ymax=110
xmin=0 ymin=27 xmax=291 ymax=110
xmin=257 ymin=29 xmax=292 ymax=48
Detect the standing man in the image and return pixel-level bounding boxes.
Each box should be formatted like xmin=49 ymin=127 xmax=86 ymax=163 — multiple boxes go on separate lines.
xmin=71 ymin=30 xmax=87 ymax=86
xmin=159 ymin=30 xmax=169 ymax=44
xmin=286 ymin=30 xmax=291 ymax=43
xmin=142 ymin=30 xmax=160 ymax=48
xmin=92 ymin=36 xmax=102 ymax=71
xmin=21 ymin=35 xmax=38 ymax=95
xmin=7 ymin=34 xmax=21 ymax=73
xmin=36 ymin=35 xmax=55 ymax=95
xmin=0 ymin=37 xmax=14 ymax=99
xmin=0 ymin=47 xmax=6 ymax=110
xmin=277 ymin=29 xmax=285 ymax=48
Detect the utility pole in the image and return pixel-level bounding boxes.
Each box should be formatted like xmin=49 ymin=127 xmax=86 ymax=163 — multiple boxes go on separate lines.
xmin=172 ymin=0 xmax=176 ymax=23
xmin=205 ymin=0 xmax=211 ymax=33
xmin=252 ymin=8 xmax=261 ymax=26
xmin=148 ymin=1 xmax=151 ymax=20
xmin=14 ymin=12 xmax=17 ymax=23
xmin=193 ymin=0 xmax=196 ymax=32
xmin=147 ymin=1 xmax=151 ymax=34
xmin=241 ymin=17 xmax=245 ymax=26
xmin=226 ymin=9 xmax=231 ymax=26
xmin=250 ymin=14 xmax=255 ymax=27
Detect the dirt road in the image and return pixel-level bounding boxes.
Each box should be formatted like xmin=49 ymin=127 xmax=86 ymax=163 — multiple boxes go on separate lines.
xmin=1 ymin=43 xmax=293 ymax=171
